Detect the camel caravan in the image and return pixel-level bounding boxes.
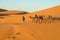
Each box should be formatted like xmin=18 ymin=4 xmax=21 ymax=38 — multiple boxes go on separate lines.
xmin=29 ymin=15 xmax=60 ymax=23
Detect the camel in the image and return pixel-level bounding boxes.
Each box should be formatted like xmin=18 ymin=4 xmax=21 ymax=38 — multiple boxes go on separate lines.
xmin=29 ymin=15 xmax=38 ymax=23
xmin=38 ymin=16 xmax=44 ymax=23
xmin=29 ymin=15 xmax=60 ymax=23
xmin=29 ymin=15 xmax=45 ymax=23
xmin=48 ymin=15 xmax=60 ymax=22
xmin=43 ymin=15 xmax=58 ymax=23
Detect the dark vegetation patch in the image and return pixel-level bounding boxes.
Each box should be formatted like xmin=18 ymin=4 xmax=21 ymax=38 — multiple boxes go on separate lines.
xmin=16 ymin=11 xmax=29 ymax=15
xmin=0 ymin=8 xmax=8 ymax=12
xmin=0 ymin=14 xmax=10 ymax=16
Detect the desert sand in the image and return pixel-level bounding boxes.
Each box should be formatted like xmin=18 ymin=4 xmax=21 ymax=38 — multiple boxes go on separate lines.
xmin=0 ymin=5 xmax=60 ymax=40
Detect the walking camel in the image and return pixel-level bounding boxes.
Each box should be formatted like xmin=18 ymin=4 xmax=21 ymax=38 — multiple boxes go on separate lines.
xmin=29 ymin=15 xmax=45 ymax=23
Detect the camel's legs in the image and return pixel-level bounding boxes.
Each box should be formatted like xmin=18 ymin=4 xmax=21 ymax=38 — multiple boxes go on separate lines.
xmin=35 ymin=18 xmax=39 ymax=23
xmin=32 ymin=19 xmax=34 ymax=22
xmin=38 ymin=19 xmax=42 ymax=23
xmin=32 ymin=18 xmax=36 ymax=23
xmin=40 ymin=19 xmax=43 ymax=23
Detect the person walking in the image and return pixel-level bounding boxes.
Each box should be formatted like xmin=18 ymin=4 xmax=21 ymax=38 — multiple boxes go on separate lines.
xmin=22 ymin=16 xmax=25 ymax=22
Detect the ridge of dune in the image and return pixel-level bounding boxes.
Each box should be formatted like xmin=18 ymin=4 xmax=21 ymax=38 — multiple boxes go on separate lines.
xmin=25 ymin=5 xmax=60 ymax=16
xmin=0 ymin=10 xmax=29 ymax=15
xmin=0 ymin=10 xmax=22 ymax=14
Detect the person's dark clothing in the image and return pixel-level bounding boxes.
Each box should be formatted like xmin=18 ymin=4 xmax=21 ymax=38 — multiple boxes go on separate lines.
xmin=22 ymin=16 xmax=25 ymax=22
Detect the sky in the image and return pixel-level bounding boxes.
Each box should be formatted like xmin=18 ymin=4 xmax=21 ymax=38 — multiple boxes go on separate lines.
xmin=0 ymin=0 xmax=60 ymax=12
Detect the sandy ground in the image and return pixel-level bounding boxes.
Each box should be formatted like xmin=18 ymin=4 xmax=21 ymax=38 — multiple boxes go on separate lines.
xmin=0 ymin=14 xmax=60 ymax=40
xmin=0 ymin=22 xmax=60 ymax=40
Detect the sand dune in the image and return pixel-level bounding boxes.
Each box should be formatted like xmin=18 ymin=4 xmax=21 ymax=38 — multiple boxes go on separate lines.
xmin=30 ymin=5 xmax=60 ymax=16
xmin=0 ymin=5 xmax=60 ymax=40
xmin=0 ymin=10 xmax=22 ymax=14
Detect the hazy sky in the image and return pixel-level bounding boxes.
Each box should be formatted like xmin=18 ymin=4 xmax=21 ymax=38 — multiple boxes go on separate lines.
xmin=0 ymin=0 xmax=60 ymax=12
